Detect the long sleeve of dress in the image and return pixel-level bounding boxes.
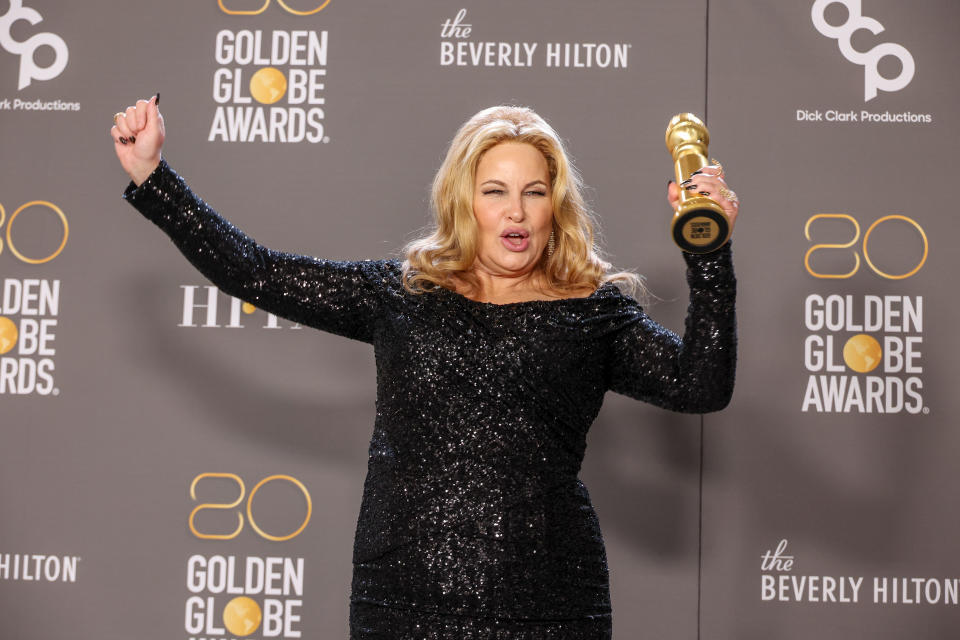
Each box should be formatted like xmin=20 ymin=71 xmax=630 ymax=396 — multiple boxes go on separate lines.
xmin=605 ymin=243 xmax=737 ymax=413
xmin=122 ymin=159 xmax=388 ymax=343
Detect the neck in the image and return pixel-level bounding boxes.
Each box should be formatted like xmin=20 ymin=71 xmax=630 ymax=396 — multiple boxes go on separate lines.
xmin=460 ymin=265 xmax=548 ymax=304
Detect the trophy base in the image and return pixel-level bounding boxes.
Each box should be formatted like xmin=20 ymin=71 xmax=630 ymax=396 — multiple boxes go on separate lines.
xmin=671 ymin=197 xmax=730 ymax=254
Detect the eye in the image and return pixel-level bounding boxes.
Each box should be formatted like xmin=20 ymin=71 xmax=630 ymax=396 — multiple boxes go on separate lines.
xmin=525 ymin=190 xmax=547 ymax=197
xmin=482 ymin=189 xmax=505 ymax=195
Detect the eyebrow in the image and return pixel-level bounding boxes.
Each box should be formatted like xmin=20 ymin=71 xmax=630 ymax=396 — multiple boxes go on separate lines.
xmin=480 ymin=179 xmax=549 ymax=189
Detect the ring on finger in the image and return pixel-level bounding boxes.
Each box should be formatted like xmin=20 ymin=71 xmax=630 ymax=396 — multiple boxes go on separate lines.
xmin=710 ymin=158 xmax=724 ymax=177
xmin=113 ymin=112 xmax=124 ymax=125
xmin=718 ymin=185 xmax=738 ymax=204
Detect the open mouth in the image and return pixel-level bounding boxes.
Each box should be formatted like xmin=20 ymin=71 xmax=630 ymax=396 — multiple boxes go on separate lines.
xmin=502 ymin=231 xmax=527 ymax=247
xmin=499 ymin=230 xmax=531 ymax=252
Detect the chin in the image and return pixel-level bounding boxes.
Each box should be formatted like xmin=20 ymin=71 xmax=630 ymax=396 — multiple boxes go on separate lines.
xmin=495 ymin=255 xmax=538 ymax=274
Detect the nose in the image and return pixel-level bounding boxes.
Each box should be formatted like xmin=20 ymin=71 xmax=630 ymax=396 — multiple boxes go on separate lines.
xmin=506 ymin=193 xmax=525 ymax=222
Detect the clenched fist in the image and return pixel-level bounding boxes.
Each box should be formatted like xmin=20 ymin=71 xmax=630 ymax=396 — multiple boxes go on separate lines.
xmin=111 ymin=95 xmax=164 ymax=186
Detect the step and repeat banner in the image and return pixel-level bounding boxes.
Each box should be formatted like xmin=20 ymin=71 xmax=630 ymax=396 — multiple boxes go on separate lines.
xmin=1 ymin=1 xmax=957 ymax=638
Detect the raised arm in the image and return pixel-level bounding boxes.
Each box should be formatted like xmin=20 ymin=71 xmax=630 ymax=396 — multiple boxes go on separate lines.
xmin=111 ymin=96 xmax=388 ymax=343
xmin=605 ymin=244 xmax=737 ymax=414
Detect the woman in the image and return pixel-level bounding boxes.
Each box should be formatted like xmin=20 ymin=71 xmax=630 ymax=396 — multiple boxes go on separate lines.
xmin=111 ymin=97 xmax=738 ymax=638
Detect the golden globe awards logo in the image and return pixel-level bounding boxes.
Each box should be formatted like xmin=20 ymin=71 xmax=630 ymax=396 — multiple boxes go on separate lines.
xmin=185 ymin=473 xmax=311 ymax=639
xmin=802 ymin=214 xmax=927 ymax=414
xmin=0 ymin=200 xmax=67 ymax=396
xmin=208 ymin=2 xmax=330 ymax=144
xmin=186 ymin=555 xmax=304 ymax=639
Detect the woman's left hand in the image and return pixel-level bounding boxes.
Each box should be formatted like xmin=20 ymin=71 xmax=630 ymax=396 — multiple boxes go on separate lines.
xmin=667 ymin=162 xmax=739 ymax=232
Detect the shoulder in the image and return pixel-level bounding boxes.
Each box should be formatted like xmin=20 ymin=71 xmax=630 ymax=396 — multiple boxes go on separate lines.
xmin=360 ymin=258 xmax=402 ymax=278
xmin=350 ymin=259 xmax=403 ymax=290
xmin=356 ymin=259 xmax=412 ymax=303
xmin=594 ymin=281 xmax=642 ymax=310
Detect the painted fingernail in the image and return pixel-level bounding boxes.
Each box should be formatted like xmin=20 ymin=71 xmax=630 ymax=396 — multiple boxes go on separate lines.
xmin=684 ymin=184 xmax=698 ymax=190
xmin=129 ymin=135 xmax=136 ymax=143
xmin=698 ymin=190 xmax=711 ymax=196
xmin=667 ymin=179 xmax=675 ymax=185
xmin=155 ymin=92 xmax=160 ymax=106
xmin=690 ymin=170 xmax=703 ymax=176
xmin=680 ymin=178 xmax=692 ymax=186
xmin=119 ymin=137 xmax=128 ymax=145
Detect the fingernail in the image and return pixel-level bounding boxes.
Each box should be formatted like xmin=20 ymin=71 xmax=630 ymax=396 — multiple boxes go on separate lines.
xmin=684 ymin=184 xmax=697 ymax=190
xmin=119 ymin=137 xmax=128 ymax=145
xmin=698 ymin=190 xmax=711 ymax=196
xmin=680 ymin=178 xmax=692 ymax=186
xmin=129 ymin=135 xmax=136 ymax=143
xmin=155 ymin=92 xmax=160 ymax=106
xmin=690 ymin=170 xmax=703 ymax=176
xmin=667 ymin=179 xmax=675 ymax=185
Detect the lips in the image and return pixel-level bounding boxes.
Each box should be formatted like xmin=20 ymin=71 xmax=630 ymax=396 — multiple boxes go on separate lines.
xmin=500 ymin=227 xmax=530 ymax=251
xmin=500 ymin=228 xmax=530 ymax=252
xmin=501 ymin=227 xmax=530 ymax=239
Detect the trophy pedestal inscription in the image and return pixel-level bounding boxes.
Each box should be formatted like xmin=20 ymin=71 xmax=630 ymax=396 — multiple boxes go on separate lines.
xmin=665 ymin=113 xmax=731 ymax=254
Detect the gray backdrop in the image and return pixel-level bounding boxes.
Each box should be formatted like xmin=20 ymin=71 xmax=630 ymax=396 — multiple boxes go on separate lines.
xmin=1 ymin=1 xmax=957 ymax=638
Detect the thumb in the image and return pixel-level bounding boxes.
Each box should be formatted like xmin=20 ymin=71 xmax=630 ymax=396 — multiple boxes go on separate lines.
xmin=667 ymin=180 xmax=681 ymax=209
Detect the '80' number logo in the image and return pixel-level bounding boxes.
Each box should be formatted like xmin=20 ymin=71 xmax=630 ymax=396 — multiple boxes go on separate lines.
xmin=804 ymin=214 xmax=928 ymax=280
xmin=217 ymin=0 xmax=331 ymax=15
xmin=811 ymin=0 xmax=915 ymax=102
xmin=189 ymin=473 xmax=313 ymax=542
xmin=0 ymin=201 xmax=69 ymax=264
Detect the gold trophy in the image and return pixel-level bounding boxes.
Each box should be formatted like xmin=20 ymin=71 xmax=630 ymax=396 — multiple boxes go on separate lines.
xmin=665 ymin=113 xmax=731 ymax=253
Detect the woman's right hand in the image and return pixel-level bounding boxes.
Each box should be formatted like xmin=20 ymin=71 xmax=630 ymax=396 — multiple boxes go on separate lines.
xmin=111 ymin=95 xmax=165 ymax=186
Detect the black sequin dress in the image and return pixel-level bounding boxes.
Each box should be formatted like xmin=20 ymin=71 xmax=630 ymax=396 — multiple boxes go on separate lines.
xmin=124 ymin=160 xmax=736 ymax=639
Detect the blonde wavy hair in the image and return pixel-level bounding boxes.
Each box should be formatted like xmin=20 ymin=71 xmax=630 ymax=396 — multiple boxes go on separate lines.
xmin=402 ymin=105 xmax=641 ymax=297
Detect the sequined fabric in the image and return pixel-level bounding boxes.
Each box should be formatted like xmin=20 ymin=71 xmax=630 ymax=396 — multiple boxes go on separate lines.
xmin=124 ymin=160 xmax=737 ymax=639
xmin=349 ymin=601 xmax=611 ymax=639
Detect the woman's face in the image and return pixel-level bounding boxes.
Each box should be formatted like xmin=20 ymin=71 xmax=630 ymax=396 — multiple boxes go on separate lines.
xmin=471 ymin=141 xmax=554 ymax=279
